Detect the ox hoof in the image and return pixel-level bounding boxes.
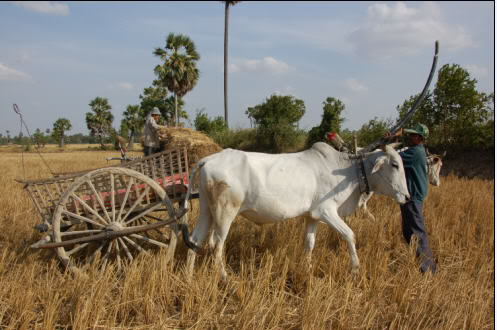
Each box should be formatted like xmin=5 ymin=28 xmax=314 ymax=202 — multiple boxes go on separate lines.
xmin=351 ymin=265 xmax=360 ymax=275
xmin=220 ymin=270 xmax=228 ymax=282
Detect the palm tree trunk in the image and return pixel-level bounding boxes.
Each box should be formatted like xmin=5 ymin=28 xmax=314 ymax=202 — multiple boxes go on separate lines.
xmin=174 ymin=93 xmax=178 ymax=127
xmin=60 ymin=135 xmax=65 ymax=149
xmin=127 ymin=130 xmax=134 ymax=151
xmin=224 ymin=2 xmax=229 ymax=128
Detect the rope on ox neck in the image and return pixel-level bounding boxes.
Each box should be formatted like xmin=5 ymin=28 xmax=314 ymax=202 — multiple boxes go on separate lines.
xmin=349 ymin=153 xmax=370 ymax=195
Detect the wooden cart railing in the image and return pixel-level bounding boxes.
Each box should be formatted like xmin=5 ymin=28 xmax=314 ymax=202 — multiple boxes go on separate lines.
xmin=19 ymin=148 xmax=190 ymax=229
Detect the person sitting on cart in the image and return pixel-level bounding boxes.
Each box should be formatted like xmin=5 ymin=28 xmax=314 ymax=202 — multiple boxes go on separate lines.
xmin=143 ymin=107 xmax=167 ymax=157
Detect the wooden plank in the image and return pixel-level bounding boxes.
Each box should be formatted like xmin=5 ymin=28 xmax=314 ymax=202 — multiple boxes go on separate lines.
xmin=159 ymin=153 xmax=166 ymax=188
xmin=26 ymin=185 xmax=46 ymax=223
xmin=150 ymin=158 xmax=157 ymax=180
xmin=54 ymin=182 xmax=63 ymax=200
xmin=32 ymin=184 xmax=50 ymax=219
xmin=42 ymin=183 xmax=57 ymax=217
xmin=169 ymin=150 xmax=176 ymax=198
xmin=110 ymin=173 xmax=116 ymax=222
xmin=145 ymin=166 xmax=151 ymax=206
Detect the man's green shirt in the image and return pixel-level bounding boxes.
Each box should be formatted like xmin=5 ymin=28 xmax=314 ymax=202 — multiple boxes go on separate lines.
xmin=399 ymin=144 xmax=428 ymax=203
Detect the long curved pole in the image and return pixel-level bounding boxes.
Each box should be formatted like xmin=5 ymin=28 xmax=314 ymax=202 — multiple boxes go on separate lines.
xmin=362 ymin=41 xmax=439 ymax=153
xmin=389 ymin=40 xmax=439 ymax=135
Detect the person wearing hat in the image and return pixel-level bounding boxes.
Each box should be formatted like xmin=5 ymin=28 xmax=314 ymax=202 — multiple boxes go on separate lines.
xmin=388 ymin=123 xmax=436 ymax=274
xmin=143 ymin=107 xmax=167 ymax=157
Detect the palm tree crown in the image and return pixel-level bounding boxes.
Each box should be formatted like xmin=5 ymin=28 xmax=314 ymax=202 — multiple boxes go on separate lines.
xmin=86 ymin=96 xmax=114 ymax=148
xmin=153 ymin=33 xmax=200 ymax=126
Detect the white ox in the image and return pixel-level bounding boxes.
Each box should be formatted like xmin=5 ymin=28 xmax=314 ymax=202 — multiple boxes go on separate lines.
xmin=182 ymin=142 xmax=410 ymax=279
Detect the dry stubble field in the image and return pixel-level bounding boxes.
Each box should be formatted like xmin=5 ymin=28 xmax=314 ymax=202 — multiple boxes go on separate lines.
xmin=0 ymin=146 xmax=494 ymax=329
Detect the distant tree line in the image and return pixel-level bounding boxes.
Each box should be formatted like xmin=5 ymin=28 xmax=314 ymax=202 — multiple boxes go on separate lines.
xmin=2 ymin=37 xmax=492 ymax=156
xmin=195 ymin=63 xmax=493 ymax=153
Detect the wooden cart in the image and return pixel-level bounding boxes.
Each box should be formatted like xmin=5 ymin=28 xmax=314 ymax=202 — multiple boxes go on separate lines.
xmin=19 ymin=148 xmax=196 ymax=271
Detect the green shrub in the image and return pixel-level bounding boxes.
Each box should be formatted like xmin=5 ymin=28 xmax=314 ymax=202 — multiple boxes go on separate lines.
xmin=246 ymin=95 xmax=305 ymax=153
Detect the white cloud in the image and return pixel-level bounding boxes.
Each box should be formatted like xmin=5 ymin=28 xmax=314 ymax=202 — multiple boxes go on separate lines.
xmin=11 ymin=1 xmax=69 ymax=16
xmin=107 ymin=82 xmax=135 ymax=90
xmin=349 ymin=2 xmax=475 ymax=59
xmin=228 ymin=63 xmax=240 ymax=74
xmin=271 ymin=86 xmax=297 ymax=97
xmin=262 ymin=57 xmax=290 ymax=74
xmin=116 ymin=82 xmax=135 ymax=90
xmin=0 ymin=63 xmax=32 ymax=81
xmin=230 ymin=56 xmax=292 ymax=74
xmin=345 ymin=78 xmax=368 ymax=92
xmin=464 ymin=64 xmax=488 ymax=78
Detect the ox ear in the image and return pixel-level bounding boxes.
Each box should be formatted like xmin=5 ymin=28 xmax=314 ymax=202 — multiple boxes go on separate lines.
xmin=371 ymin=156 xmax=387 ymax=174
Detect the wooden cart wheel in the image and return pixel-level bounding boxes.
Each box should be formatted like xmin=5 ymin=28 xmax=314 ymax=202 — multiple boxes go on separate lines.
xmin=52 ymin=167 xmax=179 ymax=271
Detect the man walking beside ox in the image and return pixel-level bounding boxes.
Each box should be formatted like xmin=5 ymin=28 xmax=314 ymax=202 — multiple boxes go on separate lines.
xmin=389 ymin=123 xmax=437 ymax=274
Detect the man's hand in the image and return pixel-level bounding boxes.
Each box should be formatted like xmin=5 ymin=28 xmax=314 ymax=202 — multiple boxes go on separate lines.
xmin=384 ymin=129 xmax=402 ymax=141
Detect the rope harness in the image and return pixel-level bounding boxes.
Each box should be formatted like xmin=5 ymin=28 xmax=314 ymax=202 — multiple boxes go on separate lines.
xmin=357 ymin=154 xmax=371 ymax=195
xmin=349 ymin=153 xmax=371 ymax=195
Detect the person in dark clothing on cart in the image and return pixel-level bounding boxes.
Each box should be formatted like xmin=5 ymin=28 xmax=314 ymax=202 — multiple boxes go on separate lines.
xmin=388 ymin=123 xmax=436 ymax=274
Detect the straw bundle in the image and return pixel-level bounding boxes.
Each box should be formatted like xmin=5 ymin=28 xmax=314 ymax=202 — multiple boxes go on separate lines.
xmin=157 ymin=127 xmax=222 ymax=168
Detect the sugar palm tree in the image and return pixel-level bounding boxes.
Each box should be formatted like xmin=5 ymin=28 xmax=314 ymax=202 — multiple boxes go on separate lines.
xmin=52 ymin=118 xmax=72 ymax=149
xmin=122 ymin=105 xmax=144 ymax=150
xmin=223 ymin=1 xmax=241 ymax=128
xmin=86 ymin=97 xmax=114 ymax=149
xmin=153 ymin=33 xmax=200 ymax=126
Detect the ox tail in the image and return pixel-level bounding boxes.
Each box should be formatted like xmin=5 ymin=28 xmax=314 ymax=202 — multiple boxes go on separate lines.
xmin=181 ymin=158 xmax=208 ymax=210
xmin=177 ymin=223 xmax=203 ymax=254
xmin=178 ymin=158 xmax=209 ymax=254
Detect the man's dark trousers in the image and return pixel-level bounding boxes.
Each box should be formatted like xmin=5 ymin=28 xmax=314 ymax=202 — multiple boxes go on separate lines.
xmin=144 ymin=146 xmax=161 ymax=157
xmin=400 ymin=200 xmax=436 ymax=274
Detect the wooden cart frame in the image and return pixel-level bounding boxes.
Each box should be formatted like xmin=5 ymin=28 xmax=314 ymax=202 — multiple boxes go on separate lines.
xmin=20 ymin=148 xmax=196 ymax=271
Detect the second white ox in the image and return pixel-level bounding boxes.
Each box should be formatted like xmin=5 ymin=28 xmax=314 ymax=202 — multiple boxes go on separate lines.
xmin=183 ymin=142 xmax=410 ymax=279
xmin=358 ymin=149 xmax=445 ymax=221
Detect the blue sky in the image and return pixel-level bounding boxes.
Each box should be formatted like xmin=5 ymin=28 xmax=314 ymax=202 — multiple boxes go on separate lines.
xmin=0 ymin=1 xmax=494 ymax=136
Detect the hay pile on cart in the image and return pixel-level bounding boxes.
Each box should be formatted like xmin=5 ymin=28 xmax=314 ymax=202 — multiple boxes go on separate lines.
xmin=157 ymin=127 xmax=222 ymax=168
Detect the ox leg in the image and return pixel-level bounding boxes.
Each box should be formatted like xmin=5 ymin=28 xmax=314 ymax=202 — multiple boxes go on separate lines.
xmin=311 ymin=205 xmax=360 ymax=273
xmin=210 ymin=210 xmax=238 ymax=281
xmin=304 ymin=218 xmax=319 ymax=270
xmin=186 ymin=198 xmax=212 ymax=280
xmin=359 ymin=192 xmax=375 ymax=221
xmin=203 ymin=181 xmax=241 ymax=281
xmin=207 ymin=229 xmax=216 ymax=251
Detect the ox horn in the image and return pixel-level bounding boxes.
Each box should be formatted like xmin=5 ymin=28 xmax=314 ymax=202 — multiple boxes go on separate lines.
xmin=388 ymin=142 xmax=403 ymax=150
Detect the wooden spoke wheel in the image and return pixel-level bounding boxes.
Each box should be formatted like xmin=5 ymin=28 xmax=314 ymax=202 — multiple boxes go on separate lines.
xmin=52 ymin=167 xmax=179 ymax=271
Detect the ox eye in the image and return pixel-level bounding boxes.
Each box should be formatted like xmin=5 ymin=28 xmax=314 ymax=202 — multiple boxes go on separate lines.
xmin=392 ymin=163 xmax=399 ymax=169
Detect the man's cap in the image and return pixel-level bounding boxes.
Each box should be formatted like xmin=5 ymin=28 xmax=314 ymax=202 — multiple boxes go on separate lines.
xmin=404 ymin=123 xmax=429 ymax=138
xmin=151 ymin=107 xmax=161 ymax=116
